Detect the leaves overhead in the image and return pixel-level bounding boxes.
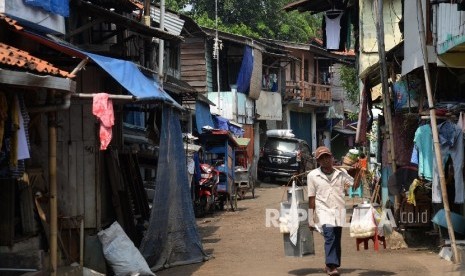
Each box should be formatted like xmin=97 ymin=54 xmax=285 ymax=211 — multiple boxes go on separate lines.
xmin=165 ymin=0 xmax=322 ymax=43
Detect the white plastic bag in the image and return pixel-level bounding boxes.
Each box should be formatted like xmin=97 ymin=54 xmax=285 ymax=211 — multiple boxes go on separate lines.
xmin=350 ymin=206 xmax=377 ymax=238
xmin=288 ymin=181 xmax=299 ymax=245
xmin=98 ymin=221 xmax=155 ymax=276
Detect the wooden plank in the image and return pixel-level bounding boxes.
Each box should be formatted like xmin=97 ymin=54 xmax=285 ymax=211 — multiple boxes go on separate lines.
xmin=184 ymin=37 xmax=205 ymax=44
xmin=182 ymin=70 xmax=207 ymax=77
xmin=181 ymin=42 xmax=205 ymax=49
xmin=83 ymin=141 xmax=97 ymax=228
xmin=19 ymin=183 xmax=38 ymax=234
xmin=181 ymin=48 xmax=205 ymax=55
xmin=182 ymin=65 xmax=208 ymax=72
xmin=0 ymin=180 xmax=15 ymax=246
xmin=183 ymin=80 xmax=207 ymax=87
xmin=181 ymin=54 xmax=206 ymax=60
xmin=82 ymin=103 xmax=95 ymax=142
xmin=181 ymin=59 xmax=206 ymax=66
xmin=65 ymin=140 xmax=78 ymax=217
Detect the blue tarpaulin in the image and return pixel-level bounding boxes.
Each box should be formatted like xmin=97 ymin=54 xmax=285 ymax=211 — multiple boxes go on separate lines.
xmin=139 ymin=106 xmax=207 ymax=271
xmin=213 ymin=115 xmax=244 ymax=137
xmin=84 ymin=52 xmax=182 ymax=109
xmin=195 ymin=101 xmax=214 ymax=133
xmin=25 ymin=0 xmax=69 ymax=17
xmin=235 ymin=45 xmax=254 ymax=94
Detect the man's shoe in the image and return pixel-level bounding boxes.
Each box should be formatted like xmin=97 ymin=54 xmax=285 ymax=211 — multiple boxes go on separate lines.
xmin=324 ymin=266 xmax=340 ymax=276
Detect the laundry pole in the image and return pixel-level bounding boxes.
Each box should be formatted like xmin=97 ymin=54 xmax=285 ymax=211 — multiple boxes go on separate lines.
xmin=417 ymin=0 xmax=459 ymax=263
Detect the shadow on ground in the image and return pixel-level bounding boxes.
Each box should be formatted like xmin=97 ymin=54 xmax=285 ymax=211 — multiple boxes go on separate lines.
xmin=289 ymin=268 xmax=396 ymax=275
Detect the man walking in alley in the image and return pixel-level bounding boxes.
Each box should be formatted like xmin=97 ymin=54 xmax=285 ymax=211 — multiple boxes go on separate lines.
xmin=308 ymin=146 xmax=354 ymax=276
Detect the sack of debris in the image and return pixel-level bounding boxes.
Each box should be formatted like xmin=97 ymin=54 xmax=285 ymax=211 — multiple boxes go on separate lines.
xmin=98 ymin=221 xmax=154 ymax=276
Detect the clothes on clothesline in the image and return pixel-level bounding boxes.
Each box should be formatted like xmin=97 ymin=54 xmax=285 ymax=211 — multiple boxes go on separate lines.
xmin=0 ymin=92 xmax=30 ymax=179
xmin=413 ymin=124 xmax=433 ymax=180
xmin=432 ymin=121 xmax=464 ymax=203
xmin=92 ymin=93 xmax=115 ymax=150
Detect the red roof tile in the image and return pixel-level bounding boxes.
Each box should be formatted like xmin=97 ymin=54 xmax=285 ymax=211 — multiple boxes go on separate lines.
xmin=0 ymin=42 xmax=74 ymax=78
xmin=0 ymin=14 xmax=23 ymax=31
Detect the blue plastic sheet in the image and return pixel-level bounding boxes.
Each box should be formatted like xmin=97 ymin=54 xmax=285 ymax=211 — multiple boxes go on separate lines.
xmin=235 ymin=45 xmax=254 ymax=94
xmin=25 ymin=0 xmax=69 ymax=17
xmin=139 ymin=106 xmax=207 ymax=271
xmin=85 ymin=52 xmax=181 ymax=108
xmin=195 ymin=101 xmax=214 ymax=133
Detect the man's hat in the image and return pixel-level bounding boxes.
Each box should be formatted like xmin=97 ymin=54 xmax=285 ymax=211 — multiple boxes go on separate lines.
xmin=314 ymin=146 xmax=332 ymax=159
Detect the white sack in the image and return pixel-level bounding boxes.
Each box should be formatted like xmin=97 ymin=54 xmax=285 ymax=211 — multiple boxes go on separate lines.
xmin=98 ymin=221 xmax=155 ymax=276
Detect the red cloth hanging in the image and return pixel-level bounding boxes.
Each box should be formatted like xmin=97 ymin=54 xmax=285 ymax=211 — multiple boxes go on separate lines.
xmin=92 ymin=93 xmax=114 ymax=150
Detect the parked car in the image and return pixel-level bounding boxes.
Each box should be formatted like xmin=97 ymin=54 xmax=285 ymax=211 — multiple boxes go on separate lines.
xmin=257 ymin=136 xmax=314 ymax=183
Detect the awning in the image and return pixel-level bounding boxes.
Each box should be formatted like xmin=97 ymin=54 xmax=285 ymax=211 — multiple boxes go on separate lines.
xmin=234 ymin=137 xmax=250 ymax=148
xmin=332 ymin=127 xmax=356 ymax=135
xmin=83 ymin=52 xmax=181 ymax=108
xmin=16 ymin=29 xmax=182 ymax=108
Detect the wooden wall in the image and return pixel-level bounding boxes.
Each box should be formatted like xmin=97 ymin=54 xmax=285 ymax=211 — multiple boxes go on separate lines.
xmin=181 ymin=37 xmax=208 ymax=93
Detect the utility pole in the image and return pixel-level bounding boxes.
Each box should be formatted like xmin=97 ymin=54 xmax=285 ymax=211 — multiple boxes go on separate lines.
xmin=374 ymin=0 xmax=398 ymax=205
xmin=214 ymin=0 xmax=221 ymax=115
xmin=158 ymin=0 xmax=165 ymax=87
xmin=417 ymin=0 xmax=459 ymax=263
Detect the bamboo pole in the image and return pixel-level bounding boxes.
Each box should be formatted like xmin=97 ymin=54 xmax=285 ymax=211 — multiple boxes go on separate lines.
xmin=417 ymin=0 xmax=459 ymax=263
xmin=374 ymin=0 xmax=398 ymax=210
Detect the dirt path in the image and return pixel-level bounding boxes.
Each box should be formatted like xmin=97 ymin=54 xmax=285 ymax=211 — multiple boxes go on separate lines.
xmin=157 ymin=184 xmax=465 ymax=276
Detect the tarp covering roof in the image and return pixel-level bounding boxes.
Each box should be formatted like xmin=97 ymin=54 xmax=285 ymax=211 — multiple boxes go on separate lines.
xmin=84 ymin=52 xmax=182 ymax=108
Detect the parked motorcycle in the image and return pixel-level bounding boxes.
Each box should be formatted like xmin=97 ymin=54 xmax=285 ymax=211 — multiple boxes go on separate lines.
xmin=193 ymin=163 xmax=219 ymax=217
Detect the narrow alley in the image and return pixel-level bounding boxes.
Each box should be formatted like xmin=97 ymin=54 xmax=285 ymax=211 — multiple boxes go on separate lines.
xmin=157 ymin=183 xmax=465 ymax=276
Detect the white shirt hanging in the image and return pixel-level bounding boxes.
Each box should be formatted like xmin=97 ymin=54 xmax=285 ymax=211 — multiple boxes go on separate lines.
xmin=325 ymin=12 xmax=343 ymax=50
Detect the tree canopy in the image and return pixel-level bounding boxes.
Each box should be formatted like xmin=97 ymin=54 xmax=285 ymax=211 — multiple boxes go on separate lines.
xmin=165 ymin=0 xmax=322 ymax=43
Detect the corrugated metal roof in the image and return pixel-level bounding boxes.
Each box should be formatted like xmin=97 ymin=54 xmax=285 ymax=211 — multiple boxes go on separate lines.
xmin=150 ymin=6 xmax=185 ymax=36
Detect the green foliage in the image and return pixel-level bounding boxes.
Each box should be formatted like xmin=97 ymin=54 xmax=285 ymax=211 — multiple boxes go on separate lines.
xmin=167 ymin=0 xmax=322 ymax=43
xmin=339 ymin=65 xmax=359 ymax=105
xmin=347 ymin=112 xmax=358 ymax=121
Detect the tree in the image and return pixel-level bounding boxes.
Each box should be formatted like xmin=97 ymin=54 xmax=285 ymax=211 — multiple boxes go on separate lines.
xmin=165 ymin=0 xmax=322 ymax=43
xmin=339 ymin=65 xmax=359 ymax=105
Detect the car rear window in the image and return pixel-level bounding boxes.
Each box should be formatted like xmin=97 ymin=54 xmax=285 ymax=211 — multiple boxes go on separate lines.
xmin=265 ymin=139 xmax=298 ymax=152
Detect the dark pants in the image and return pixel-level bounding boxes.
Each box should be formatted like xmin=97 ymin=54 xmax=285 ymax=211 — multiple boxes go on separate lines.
xmin=322 ymin=225 xmax=342 ymax=268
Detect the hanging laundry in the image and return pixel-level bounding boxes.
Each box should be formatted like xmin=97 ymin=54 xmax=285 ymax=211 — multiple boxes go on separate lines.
xmin=16 ymin=94 xmax=30 ymax=160
xmin=432 ymin=121 xmax=464 ymax=204
xmin=457 ymin=112 xmax=465 ymax=132
xmin=92 ymin=93 xmax=114 ymax=150
xmin=413 ymin=124 xmax=433 ymax=180
xmin=324 ymin=12 xmax=343 ymax=50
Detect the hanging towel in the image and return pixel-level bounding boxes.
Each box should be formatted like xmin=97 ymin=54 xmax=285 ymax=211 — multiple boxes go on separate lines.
xmin=92 ymin=93 xmax=114 ymax=150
